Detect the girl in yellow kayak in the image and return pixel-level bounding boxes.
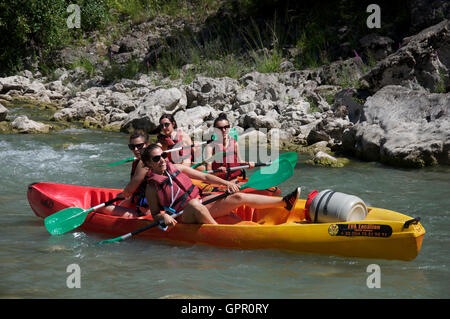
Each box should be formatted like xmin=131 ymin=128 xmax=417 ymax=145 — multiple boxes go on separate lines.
xmin=204 ymin=113 xmax=255 ymax=181
xmin=102 ymin=129 xmax=151 ymax=217
xmin=142 ymin=144 xmax=300 ymax=225
xmin=156 ymin=114 xmax=202 ymax=167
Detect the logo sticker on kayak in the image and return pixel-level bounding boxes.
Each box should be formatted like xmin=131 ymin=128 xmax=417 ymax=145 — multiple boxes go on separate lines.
xmin=328 ymin=224 xmax=392 ymax=237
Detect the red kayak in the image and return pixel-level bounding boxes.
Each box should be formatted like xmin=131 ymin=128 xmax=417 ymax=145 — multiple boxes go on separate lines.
xmin=27 ymin=182 xmax=258 ymax=231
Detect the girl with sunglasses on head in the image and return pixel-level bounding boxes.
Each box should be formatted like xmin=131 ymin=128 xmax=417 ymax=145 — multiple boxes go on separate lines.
xmin=141 ymin=144 xmax=300 ymax=226
xmin=101 ymin=129 xmax=151 ymax=217
xmin=156 ymin=114 xmax=200 ymax=167
xmin=204 ymin=113 xmax=255 ymax=181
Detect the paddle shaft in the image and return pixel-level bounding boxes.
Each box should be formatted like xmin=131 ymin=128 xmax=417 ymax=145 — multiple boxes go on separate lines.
xmin=164 ymin=140 xmax=211 ymax=153
xmin=202 ymin=162 xmax=271 ymax=174
xmin=191 ymin=151 xmax=226 ymax=169
xmin=98 ymin=210 xmax=184 ymax=243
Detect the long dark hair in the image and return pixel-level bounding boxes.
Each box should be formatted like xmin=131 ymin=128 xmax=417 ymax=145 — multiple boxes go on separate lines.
xmin=159 ymin=114 xmax=177 ymax=129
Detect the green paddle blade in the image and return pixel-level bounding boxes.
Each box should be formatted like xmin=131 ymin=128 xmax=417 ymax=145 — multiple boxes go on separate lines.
xmin=44 ymin=207 xmax=91 ymax=235
xmin=97 ymin=157 xmax=135 ymax=167
xmin=279 ymin=152 xmax=298 ymax=168
xmin=243 ymin=158 xmax=293 ymax=190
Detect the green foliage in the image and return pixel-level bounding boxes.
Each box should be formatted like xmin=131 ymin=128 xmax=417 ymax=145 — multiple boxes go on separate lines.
xmin=70 ymin=57 xmax=96 ymax=78
xmin=0 ymin=0 xmax=414 ymax=82
xmin=80 ymin=0 xmax=110 ymax=32
xmin=294 ymin=21 xmax=330 ymax=68
xmin=252 ymin=49 xmax=282 ymax=73
xmin=432 ymin=68 xmax=447 ymax=93
xmin=0 ymin=0 xmax=111 ymax=75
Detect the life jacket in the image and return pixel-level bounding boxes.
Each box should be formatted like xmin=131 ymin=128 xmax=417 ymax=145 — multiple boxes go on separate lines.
xmin=211 ymin=137 xmax=244 ymax=180
xmin=157 ymin=129 xmax=192 ymax=163
xmin=146 ymin=161 xmax=201 ymax=213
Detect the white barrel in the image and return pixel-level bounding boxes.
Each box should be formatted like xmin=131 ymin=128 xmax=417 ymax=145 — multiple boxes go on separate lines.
xmin=310 ymin=189 xmax=367 ymax=223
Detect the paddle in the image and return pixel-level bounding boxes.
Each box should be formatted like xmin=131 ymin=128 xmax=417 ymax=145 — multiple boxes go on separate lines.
xmin=98 ymin=140 xmax=214 ymax=167
xmin=96 ymin=157 xmax=294 ymax=244
xmin=202 ymin=162 xmax=271 ymax=174
xmin=164 ymin=140 xmax=210 ymax=153
xmin=279 ymin=152 xmax=298 ymax=168
xmin=200 ymin=152 xmax=298 ymax=174
xmin=44 ymin=196 xmax=123 ymax=235
xmin=191 ymin=151 xmax=226 ymax=169
xmin=191 ymin=129 xmax=240 ymax=169
xmin=97 ymin=157 xmax=135 ymax=167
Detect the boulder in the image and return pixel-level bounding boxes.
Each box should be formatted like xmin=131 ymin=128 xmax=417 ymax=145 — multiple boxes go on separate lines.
xmin=52 ymin=99 xmax=98 ymax=122
xmin=0 ymin=76 xmax=30 ymax=93
xmin=343 ymin=85 xmax=450 ymax=167
xmin=359 ymin=34 xmax=394 ymax=61
xmin=360 ymin=20 xmax=450 ymax=93
xmin=174 ymin=106 xmax=214 ymax=134
xmin=11 ymin=116 xmax=51 ymax=133
xmin=0 ymin=103 xmax=8 ymax=121
xmin=186 ymin=76 xmax=240 ymax=108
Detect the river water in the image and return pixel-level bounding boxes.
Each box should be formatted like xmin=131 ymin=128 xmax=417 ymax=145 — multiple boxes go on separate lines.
xmin=0 ymin=128 xmax=449 ymax=299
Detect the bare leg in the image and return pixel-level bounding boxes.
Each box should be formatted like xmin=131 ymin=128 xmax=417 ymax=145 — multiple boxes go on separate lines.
xmin=178 ymin=198 xmax=218 ymax=224
xmin=204 ymin=193 xmax=285 ymax=219
xmin=98 ymin=198 xmax=139 ymax=217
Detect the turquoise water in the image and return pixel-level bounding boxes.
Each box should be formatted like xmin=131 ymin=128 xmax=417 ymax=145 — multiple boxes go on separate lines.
xmin=0 ymin=129 xmax=449 ymax=298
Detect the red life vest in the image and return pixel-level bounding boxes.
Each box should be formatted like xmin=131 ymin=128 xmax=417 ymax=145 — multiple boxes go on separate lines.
xmin=157 ymin=129 xmax=191 ymax=163
xmin=146 ymin=161 xmax=201 ymax=213
xmin=211 ymin=137 xmax=243 ymax=180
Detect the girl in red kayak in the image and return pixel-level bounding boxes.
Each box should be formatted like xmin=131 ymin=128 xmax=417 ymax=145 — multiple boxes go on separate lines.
xmin=204 ymin=113 xmax=254 ymax=181
xmin=102 ymin=129 xmax=151 ymax=217
xmin=142 ymin=144 xmax=300 ymax=225
xmin=156 ymin=114 xmax=200 ymax=167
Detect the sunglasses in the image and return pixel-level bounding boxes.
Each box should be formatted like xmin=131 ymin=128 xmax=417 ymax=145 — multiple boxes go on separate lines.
xmin=151 ymin=152 xmax=168 ymax=163
xmin=128 ymin=143 xmax=145 ymax=151
xmin=215 ymin=125 xmax=230 ymax=130
xmin=160 ymin=122 xmax=171 ymax=128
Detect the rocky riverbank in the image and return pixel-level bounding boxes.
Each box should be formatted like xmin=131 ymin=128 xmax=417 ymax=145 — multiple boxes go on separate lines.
xmin=1 ymin=15 xmax=449 ymax=168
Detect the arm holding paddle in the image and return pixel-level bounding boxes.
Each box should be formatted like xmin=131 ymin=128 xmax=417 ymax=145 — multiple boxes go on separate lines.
xmin=176 ymin=164 xmax=240 ymax=194
xmin=204 ymin=140 xmax=254 ymax=176
xmin=145 ymin=183 xmax=178 ymax=227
